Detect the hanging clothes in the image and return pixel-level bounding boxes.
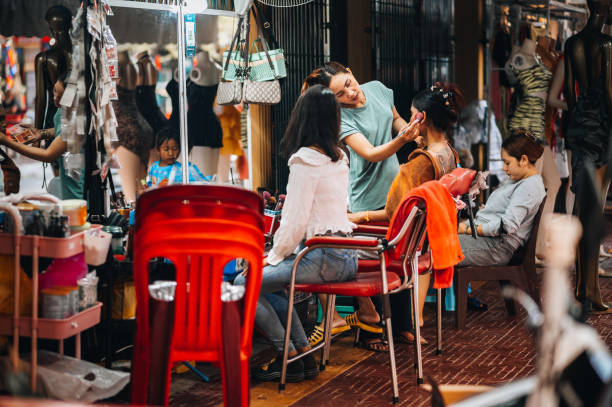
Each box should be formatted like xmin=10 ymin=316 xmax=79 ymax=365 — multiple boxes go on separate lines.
xmin=135 ymin=84 xmax=168 ymax=142
xmin=186 ymin=80 xmax=222 ymax=149
xmin=508 ymin=64 xmax=552 ymax=141
xmin=112 ymin=86 xmax=154 ymax=165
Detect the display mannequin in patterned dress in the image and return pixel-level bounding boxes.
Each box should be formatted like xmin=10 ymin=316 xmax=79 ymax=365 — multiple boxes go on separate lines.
xmin=508 ymin=37 xmax=560 ymax=258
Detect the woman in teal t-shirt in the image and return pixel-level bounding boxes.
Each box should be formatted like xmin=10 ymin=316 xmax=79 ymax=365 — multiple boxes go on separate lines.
xmin=302 ymin=62 xmax=421 ymax=351
xmin=302 ymin=62 xmax=422 ymax=213
xmin=0 ymin=73 xmax=83 ymax=199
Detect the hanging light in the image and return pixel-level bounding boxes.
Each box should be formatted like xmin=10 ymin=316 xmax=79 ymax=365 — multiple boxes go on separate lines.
xmin=255 ymin=0 xmax=314 ymax=7
xmin=184 ymin=0 xmax=208 ymax=14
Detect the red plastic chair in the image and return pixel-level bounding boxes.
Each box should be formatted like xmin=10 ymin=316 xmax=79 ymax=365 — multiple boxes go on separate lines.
xmin=131 ymin=185 xmax=264 ymax=407
xmin=279 ymin=197 xmax=428 ymax=403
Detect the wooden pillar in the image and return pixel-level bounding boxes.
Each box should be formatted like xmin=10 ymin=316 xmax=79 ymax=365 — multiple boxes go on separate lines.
xmin=454 ymin=0 xmax=483 ymax=104
xmin=247 ymin=11 xmax=272 ymax=191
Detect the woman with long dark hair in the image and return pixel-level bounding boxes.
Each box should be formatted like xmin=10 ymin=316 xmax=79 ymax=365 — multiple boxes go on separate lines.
xmin=234 ymin=85 xmax=358 ymax=382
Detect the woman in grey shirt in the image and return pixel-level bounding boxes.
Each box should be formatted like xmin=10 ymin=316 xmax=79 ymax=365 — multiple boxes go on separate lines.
xmin=457 ymin=130 xmax=546 ymax=266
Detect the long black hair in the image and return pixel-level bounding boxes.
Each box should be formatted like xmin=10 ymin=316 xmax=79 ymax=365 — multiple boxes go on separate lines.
xmin=412 ymin=82 xmax=464 ymax=132
xmin=281 ymin=84 xmax=341 ymax=162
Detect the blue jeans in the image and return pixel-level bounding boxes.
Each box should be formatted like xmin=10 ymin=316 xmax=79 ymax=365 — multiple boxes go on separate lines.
xmin=235 ymin=246 xmax=357 ymax=353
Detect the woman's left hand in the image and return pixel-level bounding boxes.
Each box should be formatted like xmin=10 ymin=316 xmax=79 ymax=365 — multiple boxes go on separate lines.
xmin=347 ymin=211 xmax=365 ymax=224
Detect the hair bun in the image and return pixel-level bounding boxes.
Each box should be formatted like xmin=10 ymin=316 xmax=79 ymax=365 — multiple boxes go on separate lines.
xmin=430 ymin=81 xmax=464 ymax=125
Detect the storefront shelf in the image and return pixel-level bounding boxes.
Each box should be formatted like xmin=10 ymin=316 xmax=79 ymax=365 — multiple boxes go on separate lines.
xmin=0 ymin=226 xmax=101 ymax=258
xmin=0 ymin=302 xmax=102 ymax=340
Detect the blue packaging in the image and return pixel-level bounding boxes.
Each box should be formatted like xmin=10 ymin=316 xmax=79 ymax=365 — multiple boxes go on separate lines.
xmin=184 ymin=14 xmax=196 ymax=57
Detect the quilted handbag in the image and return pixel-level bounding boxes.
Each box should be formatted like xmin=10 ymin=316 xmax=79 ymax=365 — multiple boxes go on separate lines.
xmin=243 ymin=79 xmax=281 ymax=105
xmin=220 ymin=16 xmax=246 ymax=82
xmin=221 ymin=50 xmax=245 ymax=81
xmin=217 ymin=17 xmax=247 ymax=105
xmin=249 ymin=4 xmax=286 ymax=82
xmin=217 ymin=80 xmax=244 ymax=105
xmin=248 ymin=39 xmax=286 ymax=82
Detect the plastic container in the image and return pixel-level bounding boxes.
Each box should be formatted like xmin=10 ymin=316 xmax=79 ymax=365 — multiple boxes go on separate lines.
xmin=61 ymin=199 xmax=87 ymax=227
xmin=84 ymin=228 xmax=112 ymax=266
xmin=39 ymin=253 xmax=88 ymax=292
xmin=103 ymin=225 xmax=123 ymax=255
xmin=41 ymin=288 xmax=70 ymax=319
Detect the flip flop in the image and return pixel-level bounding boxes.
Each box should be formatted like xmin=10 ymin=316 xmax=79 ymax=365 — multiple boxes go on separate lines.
xmin=589 ymin=302 xmax=612 ymax=315
xmin=307 ymin=324 xmax=351 ymax=346
xmin=357 ymin=338 xmax=388 ymax=353
xmin=344 ymin=311 xmax=383 ymax=334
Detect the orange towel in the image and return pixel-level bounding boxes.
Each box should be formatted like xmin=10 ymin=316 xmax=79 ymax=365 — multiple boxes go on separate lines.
xmin=388 ymin=180 xmax=463 ymax=288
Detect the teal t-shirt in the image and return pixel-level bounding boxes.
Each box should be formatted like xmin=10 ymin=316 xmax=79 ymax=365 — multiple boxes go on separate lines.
xmin=340 ymin=81 xmax=399 ymax=212
xmin=53 ymin=109 xmax=84 ymax=200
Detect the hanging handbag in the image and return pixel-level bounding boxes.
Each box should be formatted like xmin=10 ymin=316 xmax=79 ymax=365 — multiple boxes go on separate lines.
xmin=243 ymin=79 xmax=281 ymax=105
xmin=242 ymin=8 xmax=281 ymax=105
xmin=248 ymin=4 xmax=286 ymax=81
xmin=218 ymin=17 xmax=246 ymax=105
xmin=220 ymin=17 xmax=245 ymax=82
xmin=0 ymin=147 xmax=20 ymax=195
xmin=248 ymin=39 xmax=287 ymax=82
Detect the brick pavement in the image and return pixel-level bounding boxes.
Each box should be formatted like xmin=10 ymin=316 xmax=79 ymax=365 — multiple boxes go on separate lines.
xmin=169 ymin=274 xmax=612 ymax=407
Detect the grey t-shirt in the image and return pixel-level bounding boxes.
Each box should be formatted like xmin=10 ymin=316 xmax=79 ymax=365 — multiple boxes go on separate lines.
xmin=340 ymin=81 xmax=399 ymax=212
xmin=475 ymin=174 xmax=546 ymax=252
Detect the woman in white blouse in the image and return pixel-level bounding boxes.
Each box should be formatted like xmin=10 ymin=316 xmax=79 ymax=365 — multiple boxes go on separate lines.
xmin=234 ymin=85 xmax=358 ymax=383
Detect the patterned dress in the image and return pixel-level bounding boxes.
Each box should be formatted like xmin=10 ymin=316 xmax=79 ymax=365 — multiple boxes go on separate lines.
xmin=508 ymin=63 xmax=553 ymax=141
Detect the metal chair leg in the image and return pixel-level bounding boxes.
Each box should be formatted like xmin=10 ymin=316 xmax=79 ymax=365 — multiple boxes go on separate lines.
xmin=322 ymin=294 xmax=335 ymax=367
xmin=412 ymin=260 xmax=424 ymax=384
xmin=436 ymin=288 xmax=442 ymax=355
xmin=382 ymin=292 xmax=399 ymax=404
xmin=279 ymin=285 xmax=297 ymax=391
xmin=353 ymin=327 xmax=361 ymax=347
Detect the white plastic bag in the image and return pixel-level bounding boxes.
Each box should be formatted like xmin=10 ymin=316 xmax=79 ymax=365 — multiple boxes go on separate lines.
xmin=28 ymin=351 xmax=129 ymax=402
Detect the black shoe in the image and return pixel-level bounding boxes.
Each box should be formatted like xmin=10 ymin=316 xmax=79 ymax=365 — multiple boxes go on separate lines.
xmin=252 ymin=356 xmax=304 ymax=382
xmin=302 ymin=353 xmax=319 ymax=380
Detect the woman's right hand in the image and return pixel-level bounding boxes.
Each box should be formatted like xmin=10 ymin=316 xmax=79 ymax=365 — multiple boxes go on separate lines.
xmin=0 ymin=132 xmax=8 ymax=145
xmin=398 ymin=120 xmax=422 ymax=142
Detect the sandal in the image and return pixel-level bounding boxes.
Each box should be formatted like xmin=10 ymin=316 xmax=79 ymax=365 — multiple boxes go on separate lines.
xmin=308 ymin=324 xmax=351 ymax=346
xmin=467 ymin=297 xmax=488 ymax=311
xmin=344 ymin=312 xmax=383 ymax=334
xmin=358 ymin=338 xmax=388 ymax=353
xmin=396 ymin=330 xmax=428 ymax=345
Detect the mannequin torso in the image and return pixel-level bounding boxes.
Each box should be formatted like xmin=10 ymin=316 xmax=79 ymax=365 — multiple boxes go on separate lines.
xmin=118 ymin=51 xmax=137 ymax=91
xmin=34 ymin=6 xmax=72 ymax=129
xmin=136 ymin=52 xmax=158 ymax=87
xmin=564 ymin=3 xmax=612 ymax=170
xmin=134 ymin=51 xmax=168 ymax=135
xmin=509 ymin=38 xmax=553 ymax=141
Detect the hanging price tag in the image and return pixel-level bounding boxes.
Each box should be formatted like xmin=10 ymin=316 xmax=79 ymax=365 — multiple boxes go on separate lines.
xmin=185 ymin=14 xmax=196 ymax=57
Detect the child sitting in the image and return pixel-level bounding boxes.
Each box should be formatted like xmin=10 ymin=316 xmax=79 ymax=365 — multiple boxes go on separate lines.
xmin=146 ymin=127 xmax=207 ymax=188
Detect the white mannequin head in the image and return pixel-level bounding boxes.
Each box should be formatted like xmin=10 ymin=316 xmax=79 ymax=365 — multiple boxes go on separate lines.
xmin=189 ymin=51 xmax=221 ymax=86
